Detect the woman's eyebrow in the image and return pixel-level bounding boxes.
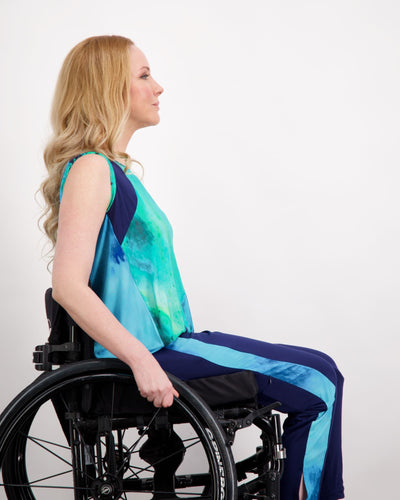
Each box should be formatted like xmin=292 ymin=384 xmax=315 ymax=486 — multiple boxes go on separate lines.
xmin=139 ymin=66 xmax=150 ymax=71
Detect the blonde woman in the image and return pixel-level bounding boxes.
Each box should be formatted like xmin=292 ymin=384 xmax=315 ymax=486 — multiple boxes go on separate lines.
xmin=41 ymin=35 xmax=344 ymax=500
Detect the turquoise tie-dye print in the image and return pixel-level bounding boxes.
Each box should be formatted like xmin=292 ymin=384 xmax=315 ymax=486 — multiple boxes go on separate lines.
xmin=60 ymin=152 xmax=193 ymax=356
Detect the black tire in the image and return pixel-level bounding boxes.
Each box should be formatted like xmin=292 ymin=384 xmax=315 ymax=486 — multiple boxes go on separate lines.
xmin=0 ymin=359 xmax=237 ymax=499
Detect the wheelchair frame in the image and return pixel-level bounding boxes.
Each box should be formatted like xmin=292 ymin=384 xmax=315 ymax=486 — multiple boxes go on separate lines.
xmin=0 ymin=295 xmax=286 ymax=500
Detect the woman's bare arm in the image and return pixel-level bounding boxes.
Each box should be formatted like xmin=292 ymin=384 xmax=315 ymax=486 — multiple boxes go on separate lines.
xmin=52 ymin=154 xmax=178 ymax=408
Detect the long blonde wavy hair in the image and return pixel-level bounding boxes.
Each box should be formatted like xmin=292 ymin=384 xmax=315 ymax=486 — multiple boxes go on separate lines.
xmin=40 ymin=34 xmax=141 ymax=251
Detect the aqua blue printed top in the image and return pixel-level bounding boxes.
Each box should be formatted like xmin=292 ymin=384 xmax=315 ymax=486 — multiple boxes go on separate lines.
xmin=60 ymin=152 xmax=194 ymax=357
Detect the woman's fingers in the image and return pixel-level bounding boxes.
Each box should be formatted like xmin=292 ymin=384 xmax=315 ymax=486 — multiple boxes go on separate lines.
xmin=139 ymin=382 xmax=177 ymax=407
xmin=146 ymin=390 xmax=172 ymax=408
xmin=161 ymin=392 xmax=174 ymax=408
xmin=131 ymin=354 xmax=179 ymax=408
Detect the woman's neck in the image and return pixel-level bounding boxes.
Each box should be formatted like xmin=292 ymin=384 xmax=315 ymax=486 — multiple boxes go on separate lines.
xmin=115 ymin=122 xmax=137 ymax=153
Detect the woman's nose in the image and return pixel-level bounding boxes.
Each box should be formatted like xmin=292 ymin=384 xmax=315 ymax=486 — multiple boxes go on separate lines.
xmin=154 ymin=81 xmax=164 ymax=96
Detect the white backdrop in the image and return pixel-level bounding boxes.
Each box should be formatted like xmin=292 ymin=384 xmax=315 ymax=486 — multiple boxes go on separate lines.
xmin=1 ymin=1 xmax=399 ymax=498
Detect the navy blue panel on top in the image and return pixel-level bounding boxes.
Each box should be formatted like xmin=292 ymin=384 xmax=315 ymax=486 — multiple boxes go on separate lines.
xmin=108 ymin=162 xmax=138 ymax=244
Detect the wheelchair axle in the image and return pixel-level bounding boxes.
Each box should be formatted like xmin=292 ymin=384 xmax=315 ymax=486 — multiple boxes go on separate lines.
xmin=91 ymin=474 xmax=123 ymax=499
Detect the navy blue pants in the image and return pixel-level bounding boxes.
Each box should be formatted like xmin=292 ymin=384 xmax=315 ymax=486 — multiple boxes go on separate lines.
xmin=154 ymin=331 xmax=344 ymax=500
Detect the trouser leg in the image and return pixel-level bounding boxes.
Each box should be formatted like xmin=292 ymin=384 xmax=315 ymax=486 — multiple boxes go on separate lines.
xmin=276 ymin=344 xmax=345 ymax=499
xmin=155 ymin=331 xmax=344 ymax=500
xmin=253 ymin=373 xmax=328 ymax=499
xmin=318 ymin=369 xmax=344 ymax=499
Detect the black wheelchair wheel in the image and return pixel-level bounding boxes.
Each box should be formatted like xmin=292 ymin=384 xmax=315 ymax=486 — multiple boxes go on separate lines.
xmin=0 ymin=359 xmax=237 ymax=499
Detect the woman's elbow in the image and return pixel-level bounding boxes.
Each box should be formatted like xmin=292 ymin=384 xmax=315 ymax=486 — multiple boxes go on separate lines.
xmin=51 ymin=274 xmax=71 ymax=307
xmin=51 ymin=271 xmax=86 ymax=308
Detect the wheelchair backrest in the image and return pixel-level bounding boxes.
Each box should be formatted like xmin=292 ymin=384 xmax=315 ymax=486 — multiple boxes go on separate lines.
xmin=33 ymin=288 xmax=94 ymax=370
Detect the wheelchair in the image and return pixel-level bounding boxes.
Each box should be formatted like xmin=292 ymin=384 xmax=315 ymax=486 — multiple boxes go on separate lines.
xmin=0 ymin=290 xmax=286 ymax=499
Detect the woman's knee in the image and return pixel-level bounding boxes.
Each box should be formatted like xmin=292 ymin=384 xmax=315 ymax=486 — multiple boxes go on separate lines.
xmin=300 ymin=346 xmax=344 ymax=383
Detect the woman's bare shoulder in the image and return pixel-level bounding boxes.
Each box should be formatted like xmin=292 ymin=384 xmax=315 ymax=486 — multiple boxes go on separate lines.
xmin=65 ymin=153 xmax=110 ymax=187
xmin=61 ymin=153 xmax=111 ymax=209
xmin=69 ymin=152 xmax=111 ymax=173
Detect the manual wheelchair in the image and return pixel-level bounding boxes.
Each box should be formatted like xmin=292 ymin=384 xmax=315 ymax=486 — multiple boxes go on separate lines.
xmin=0 ymin=290 xmax=286 ymax=499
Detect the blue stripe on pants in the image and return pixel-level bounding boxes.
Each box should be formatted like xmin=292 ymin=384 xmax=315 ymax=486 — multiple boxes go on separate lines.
xmin=154 ymin=331 xmax=344 ymax=500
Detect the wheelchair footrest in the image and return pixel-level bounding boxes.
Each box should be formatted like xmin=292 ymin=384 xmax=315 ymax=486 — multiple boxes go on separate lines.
xmin=239 ymin=470 xmax=281 ymax=500
xmin=216 ymin=401 xmax=281 ymax=444
xmin=242 ymin=493 xmax=279 ymax=499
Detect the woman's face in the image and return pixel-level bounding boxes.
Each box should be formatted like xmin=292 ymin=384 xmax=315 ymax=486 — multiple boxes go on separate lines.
xmin=128 ymin=45 xmax=164 ymax=130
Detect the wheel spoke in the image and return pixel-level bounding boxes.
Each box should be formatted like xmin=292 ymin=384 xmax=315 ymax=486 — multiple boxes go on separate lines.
xmin=0 ymin=482 xmax=91 ymax=491
xmin=122 ymin=437 xmax=200 ymax=479
xmin=182 ymin=436 xmax=202 ymax=444
xmin=122 ymin=407 xmax=162 ymax=455
xmin=26 ymin=435 xmax=73 ymax=467
xmin=21 ymin=434 xmax=70 ymax=450
xmin=16 ymin=468 xmax=73 ymax=486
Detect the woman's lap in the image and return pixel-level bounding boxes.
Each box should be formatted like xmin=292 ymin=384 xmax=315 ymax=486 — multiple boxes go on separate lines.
xmin=163 ymin=330 xmax=340 ymax=394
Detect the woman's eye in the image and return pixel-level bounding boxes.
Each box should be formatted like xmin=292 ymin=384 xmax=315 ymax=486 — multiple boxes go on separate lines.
xmin=141 ymin=74 xmax=150 ymax=79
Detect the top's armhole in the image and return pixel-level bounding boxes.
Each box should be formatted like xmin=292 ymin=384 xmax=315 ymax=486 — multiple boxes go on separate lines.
xmin=59 ymin=151 xmax=116 ymax=212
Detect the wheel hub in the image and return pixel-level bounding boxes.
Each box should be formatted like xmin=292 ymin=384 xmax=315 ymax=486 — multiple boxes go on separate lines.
xmin=92 ymin=474 xmax=123 ymax=499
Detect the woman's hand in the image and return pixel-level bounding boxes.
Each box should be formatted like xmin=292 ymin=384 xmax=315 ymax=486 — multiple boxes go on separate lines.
xmin=130 ymin=352 xmax=179 ymax=408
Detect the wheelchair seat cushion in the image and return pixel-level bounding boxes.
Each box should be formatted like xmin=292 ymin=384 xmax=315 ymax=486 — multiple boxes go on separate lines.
xmin=186 ymin=370 xmax=258 ymax=408
xmin=64 ymin=369 xmax=259 ymax=419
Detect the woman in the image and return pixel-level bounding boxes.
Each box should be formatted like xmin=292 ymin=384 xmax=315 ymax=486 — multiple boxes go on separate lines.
xmin=40 ymin=35 xmax=344 ymax=500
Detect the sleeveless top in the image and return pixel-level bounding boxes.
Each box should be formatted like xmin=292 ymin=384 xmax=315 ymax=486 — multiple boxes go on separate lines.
xmin=60 ymin=151 xmax=194 ymax=357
